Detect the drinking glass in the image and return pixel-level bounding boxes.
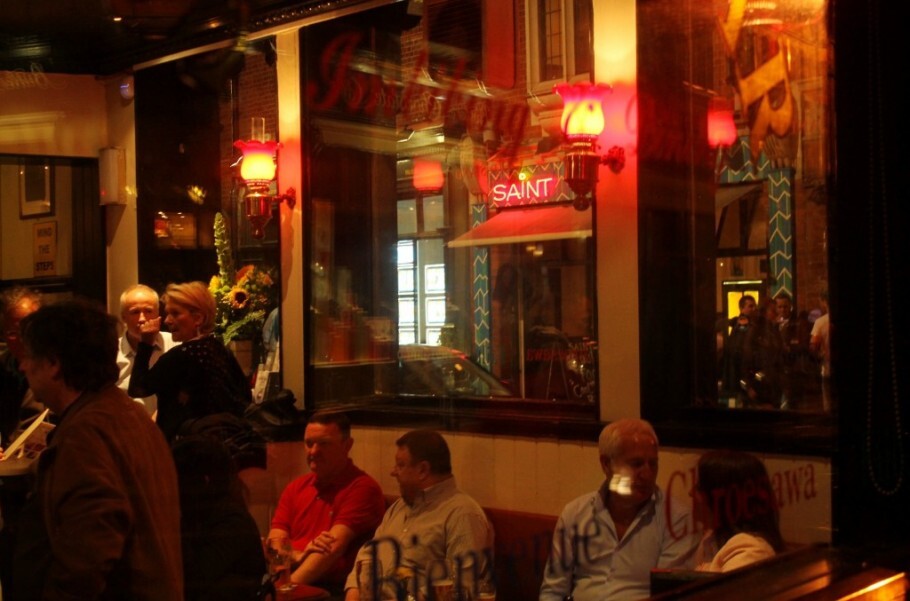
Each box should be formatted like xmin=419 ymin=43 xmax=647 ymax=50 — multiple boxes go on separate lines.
xmin=476 ymin=580 xmax=496 ymax=601
xmin=263 ymin=535 xmax=295 ymax=592
xmin=426 ymin=559 xmax=457 ymax=601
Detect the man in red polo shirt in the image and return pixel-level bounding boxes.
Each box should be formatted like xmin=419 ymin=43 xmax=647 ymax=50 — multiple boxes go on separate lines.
xmin=268 ymin=411 xmax=385 ymax=591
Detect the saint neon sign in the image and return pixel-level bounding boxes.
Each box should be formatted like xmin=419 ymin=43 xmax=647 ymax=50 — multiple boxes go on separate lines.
xmin=490 ymin=172 xmax=557 ymax=204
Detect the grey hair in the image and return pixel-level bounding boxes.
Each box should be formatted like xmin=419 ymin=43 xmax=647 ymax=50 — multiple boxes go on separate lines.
xmin=119 ymin=284 xmax=160 ymax=318
xmin=598 ymin=418 xmax=658 ymax=460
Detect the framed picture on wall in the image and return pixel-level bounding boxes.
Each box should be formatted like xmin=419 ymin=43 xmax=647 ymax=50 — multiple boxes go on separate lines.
xmin=19 ymin=158 xmax=55 ymax=219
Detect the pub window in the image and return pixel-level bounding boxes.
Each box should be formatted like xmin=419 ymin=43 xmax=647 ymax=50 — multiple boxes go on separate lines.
xmin=638 ymin=0 xmax=833 ymax=425
xmin=300 ymin=0 xmax=834 ymax=443
xmin=526 ymin=0 xmax=593 ymax=93
xmin=303 ymin=3 xmax=599 ymax=410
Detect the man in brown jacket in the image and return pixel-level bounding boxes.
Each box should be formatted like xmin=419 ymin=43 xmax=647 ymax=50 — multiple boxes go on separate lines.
xmin=10 ymin=299 xmax=184 ymax=600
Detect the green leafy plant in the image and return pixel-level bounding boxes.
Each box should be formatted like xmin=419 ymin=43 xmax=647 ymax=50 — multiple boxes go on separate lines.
xmin=210 ymin=212 xmax=277 ymax=345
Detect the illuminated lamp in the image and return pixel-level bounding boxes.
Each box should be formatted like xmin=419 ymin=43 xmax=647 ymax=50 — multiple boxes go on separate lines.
xmin=413 ymin=158 xmax=445 ymax=194
xmin=555 ymin=82 xmax=625 ymax=211
xmin=707 ymin=97 xmax=738 ymax=148
xmin=233 ymin=120 xmax=295 ymax=239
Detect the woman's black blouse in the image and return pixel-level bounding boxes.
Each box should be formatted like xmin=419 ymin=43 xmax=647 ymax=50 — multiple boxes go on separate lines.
xmin=128 ymin=335 xmax=252 ymax=443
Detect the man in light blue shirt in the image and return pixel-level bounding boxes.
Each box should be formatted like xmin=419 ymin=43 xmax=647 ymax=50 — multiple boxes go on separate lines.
xmin=540 ymin=419 xmax=698 ymax=601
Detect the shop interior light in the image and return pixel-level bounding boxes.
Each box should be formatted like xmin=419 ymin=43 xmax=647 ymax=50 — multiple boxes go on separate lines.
xmin=555 ymin=82 xmax=625 ymax=211
xmin=233 ymin=118 xmax=295 ymax=238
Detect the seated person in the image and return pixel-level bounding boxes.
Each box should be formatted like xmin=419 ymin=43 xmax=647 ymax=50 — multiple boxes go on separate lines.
xmin=173 ymin=435 xmax=266 ymax=601
xmin=541 ymin=419 xmax=698 ymax=601
xmin=344 ymin=430 xmax=494 ymax=601
xmin=692 ymin=450 xmax=785 ymax=572
xmin=269 ymin=412 xmax=385 ymax=591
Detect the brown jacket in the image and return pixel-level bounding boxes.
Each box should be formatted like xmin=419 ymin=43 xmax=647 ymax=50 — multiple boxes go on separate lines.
xmin=12 ymin=384 xmax=184 ymax=601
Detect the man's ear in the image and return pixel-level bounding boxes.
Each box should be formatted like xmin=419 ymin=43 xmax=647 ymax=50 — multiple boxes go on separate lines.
xmin=416 ymin=460 xmax=431 ymax=480
xmin=599 ymin=454 xmax=612 ymax=476
xmin=48 ymin=357 xmax=64 ymax=380
xmin=342 ymin=437 xmax=354 ymax=453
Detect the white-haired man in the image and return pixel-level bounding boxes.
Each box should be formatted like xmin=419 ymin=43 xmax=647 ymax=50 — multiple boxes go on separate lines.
xmin=540 ymin=419 xmax=698 ymax=601
xmin=115 ymin=284 xmax=177 ymax=415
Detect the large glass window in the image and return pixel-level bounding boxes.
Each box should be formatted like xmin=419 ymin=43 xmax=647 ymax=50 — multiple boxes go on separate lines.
xmin=301 ymin=0 xmax=833 ymax=428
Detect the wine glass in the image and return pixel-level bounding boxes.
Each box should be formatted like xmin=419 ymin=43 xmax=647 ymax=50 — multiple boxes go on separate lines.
xmin=263 ymin=535 xmax=295 ymax=592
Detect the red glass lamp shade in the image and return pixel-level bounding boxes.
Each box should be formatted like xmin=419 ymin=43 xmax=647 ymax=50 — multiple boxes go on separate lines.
xmin=234 ymin=139 xmax=280 ymax=184
xmin=707 ymin=98 xmax=737 ymax=147
xmin=413 ymin=158 xmax=445 ymax=193
xmin=554 ymin=82 xmax=611 ymax=142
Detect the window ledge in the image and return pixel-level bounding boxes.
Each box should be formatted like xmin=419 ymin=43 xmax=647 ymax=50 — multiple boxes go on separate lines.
xmin=309 ymin=397 xmax=836 ymax=457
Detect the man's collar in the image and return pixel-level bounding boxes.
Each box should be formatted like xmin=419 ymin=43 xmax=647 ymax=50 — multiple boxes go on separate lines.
xmin=408 ymin=474 xmax=456 ymax=507
xmin=597 ymin=480 xmax=659 ymax=514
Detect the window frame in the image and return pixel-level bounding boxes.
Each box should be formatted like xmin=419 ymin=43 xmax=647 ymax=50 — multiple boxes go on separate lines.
xmin=293 ymin=0 xmax=836 ymax=459
xmin=524 ymin=0 xmax=592 ymax=97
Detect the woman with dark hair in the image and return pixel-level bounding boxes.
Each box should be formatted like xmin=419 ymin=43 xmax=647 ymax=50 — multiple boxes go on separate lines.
xmin=692 ymin=450 xmax=785 ymax=572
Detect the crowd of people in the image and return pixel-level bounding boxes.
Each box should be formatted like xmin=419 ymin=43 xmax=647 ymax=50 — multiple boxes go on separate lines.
xmin=717 ymin=292 xmax=830 ymax=411
xmin=1 ymin=283 xmax=790 ymax=600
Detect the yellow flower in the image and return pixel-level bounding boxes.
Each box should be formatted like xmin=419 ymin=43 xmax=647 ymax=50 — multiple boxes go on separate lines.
xmin=229 ymin=286 xmax=250 ymax=310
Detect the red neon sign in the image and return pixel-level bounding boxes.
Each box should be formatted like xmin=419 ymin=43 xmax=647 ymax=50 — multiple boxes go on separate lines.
xmin=490 ymin=176 xmax=556 ymax=204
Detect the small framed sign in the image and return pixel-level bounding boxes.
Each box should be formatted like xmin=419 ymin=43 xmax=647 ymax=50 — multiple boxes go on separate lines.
xmin=19 ymin=158 xmax=55 ymax=219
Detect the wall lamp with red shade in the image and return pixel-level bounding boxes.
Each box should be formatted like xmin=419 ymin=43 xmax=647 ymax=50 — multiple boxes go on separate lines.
xmin=555 ymin=82 xmax=626 ymax=211
xmin=233 ymin=120 xmax=295 ymax=238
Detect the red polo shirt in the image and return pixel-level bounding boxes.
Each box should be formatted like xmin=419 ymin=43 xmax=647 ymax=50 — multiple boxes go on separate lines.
xmin=271 ymin=459 xmax=385 ymax=584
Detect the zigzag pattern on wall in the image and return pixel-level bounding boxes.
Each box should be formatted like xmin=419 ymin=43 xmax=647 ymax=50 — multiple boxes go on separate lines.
xmin=471 ymin=203 xmax=491 ymax=369
xmin=717 ymin=136 xmax=794 ymax=299
xmin=768 ymin=168 xmax=794 ymax=299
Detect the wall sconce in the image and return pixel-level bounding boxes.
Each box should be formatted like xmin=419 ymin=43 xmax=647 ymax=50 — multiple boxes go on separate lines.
xmin=707 ymin=96 xmax=738 ymax=148
xmin=555 ymin=82 xmax=625 ymax=211
xmin=233 ymin=118 xmax=295 ymax=238
xmin=413 ymin=158 xmax=445 ymax=194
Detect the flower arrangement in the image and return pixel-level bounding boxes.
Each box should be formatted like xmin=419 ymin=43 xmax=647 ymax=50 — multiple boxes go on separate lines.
xmin=210 ymin=212 xmax=278 ymax=345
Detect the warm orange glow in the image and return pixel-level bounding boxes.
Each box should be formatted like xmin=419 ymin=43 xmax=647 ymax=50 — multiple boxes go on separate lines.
xmin=234 ymin=139 xmax=280 ymax=182
xmin=554 ymin=82 xmax=612 ymax=141
xmin=708 ymin=98 xmax=738 ymax=147
xmin=413 ymin=158 xmax=445 ymax=192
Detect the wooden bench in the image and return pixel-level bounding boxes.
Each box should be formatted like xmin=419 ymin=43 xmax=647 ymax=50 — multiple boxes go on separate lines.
xmin=484 ymin=507 xmax=557 ymax=601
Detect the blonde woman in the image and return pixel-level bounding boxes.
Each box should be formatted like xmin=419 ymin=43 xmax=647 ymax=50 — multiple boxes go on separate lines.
xmin=128 ymin=281 xmax=254 ymax=450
